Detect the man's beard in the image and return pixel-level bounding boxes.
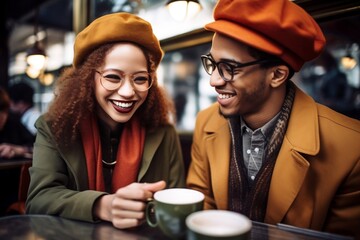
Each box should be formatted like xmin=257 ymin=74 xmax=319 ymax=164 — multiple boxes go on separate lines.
xmin=218 ymin=107 xmax=240 ymax=119
xmin=217 ymin=79 xmax=267 ymax=120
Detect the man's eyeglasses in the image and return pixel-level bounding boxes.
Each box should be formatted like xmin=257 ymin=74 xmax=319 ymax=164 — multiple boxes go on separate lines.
xmin=95 ymin=69 xmax=153 ymax=92
xmin=200 ymin=54 xmax=272 ymax=82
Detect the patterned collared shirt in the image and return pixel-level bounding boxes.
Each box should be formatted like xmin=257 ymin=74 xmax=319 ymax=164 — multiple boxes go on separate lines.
xmin=241 ymin=112 xmax=280 ymax=182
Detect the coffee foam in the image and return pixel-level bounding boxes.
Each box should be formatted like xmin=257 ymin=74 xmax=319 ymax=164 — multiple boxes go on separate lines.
xmin=154 ymin=188 xmax=204 ymax=205
xmin=186 ymin=210 xmax=252 ymax=237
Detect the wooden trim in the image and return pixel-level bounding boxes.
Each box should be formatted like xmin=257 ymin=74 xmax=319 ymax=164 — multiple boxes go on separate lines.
xmin=73 ymin=0 xmax=89 ymax=34
xmin=160 ymin=1 xmax=360 ymax=52
xmin=296 ymin=0 xmax=360 ymax=21
xmin=160 ymin=28 xmax=212 ymax=52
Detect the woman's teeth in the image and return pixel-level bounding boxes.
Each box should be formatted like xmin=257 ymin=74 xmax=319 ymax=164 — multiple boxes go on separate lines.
xmin=113 ymin=101 xmax=133 ymax=108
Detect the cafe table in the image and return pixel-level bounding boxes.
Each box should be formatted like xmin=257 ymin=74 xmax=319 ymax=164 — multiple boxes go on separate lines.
xmin=0 ymin=157 xmax=32 ymax=170
xmin=0 ymin=214 xmax=353 ymax=240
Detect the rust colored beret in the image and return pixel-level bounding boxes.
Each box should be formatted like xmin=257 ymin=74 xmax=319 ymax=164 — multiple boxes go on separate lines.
xmin=73 ymin=12 xmax=163 ymax=68
xmin=205 ymin=0 xmax=326 ymax=71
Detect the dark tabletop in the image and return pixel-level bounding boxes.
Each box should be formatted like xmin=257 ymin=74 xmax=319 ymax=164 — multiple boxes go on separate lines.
xmin=0 ymin=214 xmax=353 ymax=240
xmin=0 ymin=157 xmax=31 ymax=170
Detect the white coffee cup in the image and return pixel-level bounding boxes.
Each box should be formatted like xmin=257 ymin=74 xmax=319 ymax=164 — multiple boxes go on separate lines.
xmin=186 ymin=210 xmax=252 ymax=239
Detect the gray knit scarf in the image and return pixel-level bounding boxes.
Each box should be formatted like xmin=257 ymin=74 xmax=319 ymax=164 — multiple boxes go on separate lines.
xmin=228 ymin=81 xmax=295 ymax=222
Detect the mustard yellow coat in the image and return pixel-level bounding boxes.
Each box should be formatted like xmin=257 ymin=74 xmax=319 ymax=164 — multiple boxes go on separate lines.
xmin=187 ymin=86 xmax=360 ymax=238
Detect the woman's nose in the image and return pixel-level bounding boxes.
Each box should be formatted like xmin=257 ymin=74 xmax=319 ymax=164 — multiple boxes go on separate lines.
xmin=117 ymin=78 xmax=135 ymax=96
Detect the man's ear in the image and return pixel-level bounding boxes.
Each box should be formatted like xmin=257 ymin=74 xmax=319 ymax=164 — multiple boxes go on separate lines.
xmin=270 ymin=65 xmax=289 ymax=88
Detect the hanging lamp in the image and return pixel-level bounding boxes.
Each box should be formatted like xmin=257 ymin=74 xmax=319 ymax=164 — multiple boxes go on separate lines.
xmin=166 ymin=0 xmax=202 ymax=21
xmin=26 ymin=6 xmax=47 ymax=73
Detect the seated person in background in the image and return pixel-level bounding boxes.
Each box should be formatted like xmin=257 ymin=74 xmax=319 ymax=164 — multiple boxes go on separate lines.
xmin=26 ymin=13 xmax=185 ymax=229
xmin=186 ymin=0 xmax=360 ymax=238
xmin=0 ymin=87 xmax=34 ymax=215
xmin=8 ymin=82 xmax=41 ymax=136
xmin=0 ymin=87 xmax=34 ymax=159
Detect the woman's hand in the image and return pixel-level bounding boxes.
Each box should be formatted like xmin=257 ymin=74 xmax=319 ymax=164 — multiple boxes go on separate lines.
xmin=94 ymin=180 xmax=166 ymax=229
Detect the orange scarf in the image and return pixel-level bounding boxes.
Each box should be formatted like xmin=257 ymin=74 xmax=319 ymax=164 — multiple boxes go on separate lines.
xmin=80 ymin=114 xmax=145 ymax=193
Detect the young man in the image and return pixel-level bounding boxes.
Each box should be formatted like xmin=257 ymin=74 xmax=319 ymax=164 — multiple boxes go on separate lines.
xmin=186 ymin=0 xmax=360 ymax=238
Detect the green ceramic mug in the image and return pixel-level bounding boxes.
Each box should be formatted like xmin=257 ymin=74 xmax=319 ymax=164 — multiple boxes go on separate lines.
xmin=186 ymin=210 xmax=252 ymax=240
xmin=146 ymin=188 xmax=204 ymax=239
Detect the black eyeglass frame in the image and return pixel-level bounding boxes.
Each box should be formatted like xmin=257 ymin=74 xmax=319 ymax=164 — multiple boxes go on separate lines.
xmin=95 ymin=69 xmax=153 ymax=92
xmin=200 ymin=54 xmax=274 ymax=82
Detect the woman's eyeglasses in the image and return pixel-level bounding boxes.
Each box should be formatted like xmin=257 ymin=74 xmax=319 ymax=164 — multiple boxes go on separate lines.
xmin=95 ymin=69 xmax=153 ymax=92
xmin=200 ymin=54 xmax=272 ymax=82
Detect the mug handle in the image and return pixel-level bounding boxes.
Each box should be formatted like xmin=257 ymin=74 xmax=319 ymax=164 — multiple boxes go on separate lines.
xmin=145 ymin=201 xmax=158 ymax=227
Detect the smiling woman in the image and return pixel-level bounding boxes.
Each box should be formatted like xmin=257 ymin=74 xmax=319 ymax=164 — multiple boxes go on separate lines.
xmin=26 ymin=12 xmax=185 ymax=230
xmin=93 ymin=43 xmax=151 ymax=127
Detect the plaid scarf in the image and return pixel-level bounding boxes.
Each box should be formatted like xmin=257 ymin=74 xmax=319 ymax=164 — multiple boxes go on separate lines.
xmin=228 ymin=82 xmax=295 ymax=221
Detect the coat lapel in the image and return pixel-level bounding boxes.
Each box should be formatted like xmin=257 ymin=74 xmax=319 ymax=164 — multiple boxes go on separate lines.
xmin=60 ymin=138 xmax=89 ymax=190
xmin=265 ymin=87 xmax=320 ymax=226
xmin=265 ymin=140 xmax=311 ymax=224
xmin=138 ymin=128 xmax=165 ymax=181
xmin=204 ymin=108 xmax=231 ymax=210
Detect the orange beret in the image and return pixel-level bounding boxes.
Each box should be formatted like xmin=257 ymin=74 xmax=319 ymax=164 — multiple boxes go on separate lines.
xmin=205 ymin=0 xmax=326 ymax=71
xmin=73 ymin=13 xmax=163 ymax=68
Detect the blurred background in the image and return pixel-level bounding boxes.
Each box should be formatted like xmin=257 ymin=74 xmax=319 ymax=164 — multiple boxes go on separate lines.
xmin=1 ymin=0 xmax=360 ymax=133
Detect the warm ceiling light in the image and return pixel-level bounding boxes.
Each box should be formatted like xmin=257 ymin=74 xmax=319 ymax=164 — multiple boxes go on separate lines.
xmin=40 ymin=73 xmax=55 ymax=86
xmin=26 ymin=65 xmax=42 ymax=79
xmin=341 ymin=55 xmax=357 ymax=70
xmin=166 ymin=0 xmax=202 ymax=21
xmin=26 ymin=42 xmax=47 ymax=70
xmin=26 ymin=6 xmax=47 ymax=72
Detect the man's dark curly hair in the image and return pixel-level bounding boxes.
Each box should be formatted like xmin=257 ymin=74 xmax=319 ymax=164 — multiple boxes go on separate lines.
xmin=246 ymin=45 xmax=295 ymax=80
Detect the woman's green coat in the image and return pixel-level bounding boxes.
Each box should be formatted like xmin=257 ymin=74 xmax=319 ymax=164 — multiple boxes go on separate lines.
xmin=26 ymin=116 xmax=185 ymax=222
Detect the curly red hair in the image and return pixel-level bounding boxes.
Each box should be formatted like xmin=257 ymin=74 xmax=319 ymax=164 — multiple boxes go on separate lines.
xmin=45 ymin=43 xmax=175 ymax=145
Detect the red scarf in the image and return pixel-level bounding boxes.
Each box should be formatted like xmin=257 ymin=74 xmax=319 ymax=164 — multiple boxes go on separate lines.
xmin=80 ymin=115 xmax=145 ymax=193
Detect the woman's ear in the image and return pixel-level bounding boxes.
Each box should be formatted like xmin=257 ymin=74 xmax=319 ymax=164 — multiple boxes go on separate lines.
xmin=270 ymin=65 xmax=289 ymax=88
